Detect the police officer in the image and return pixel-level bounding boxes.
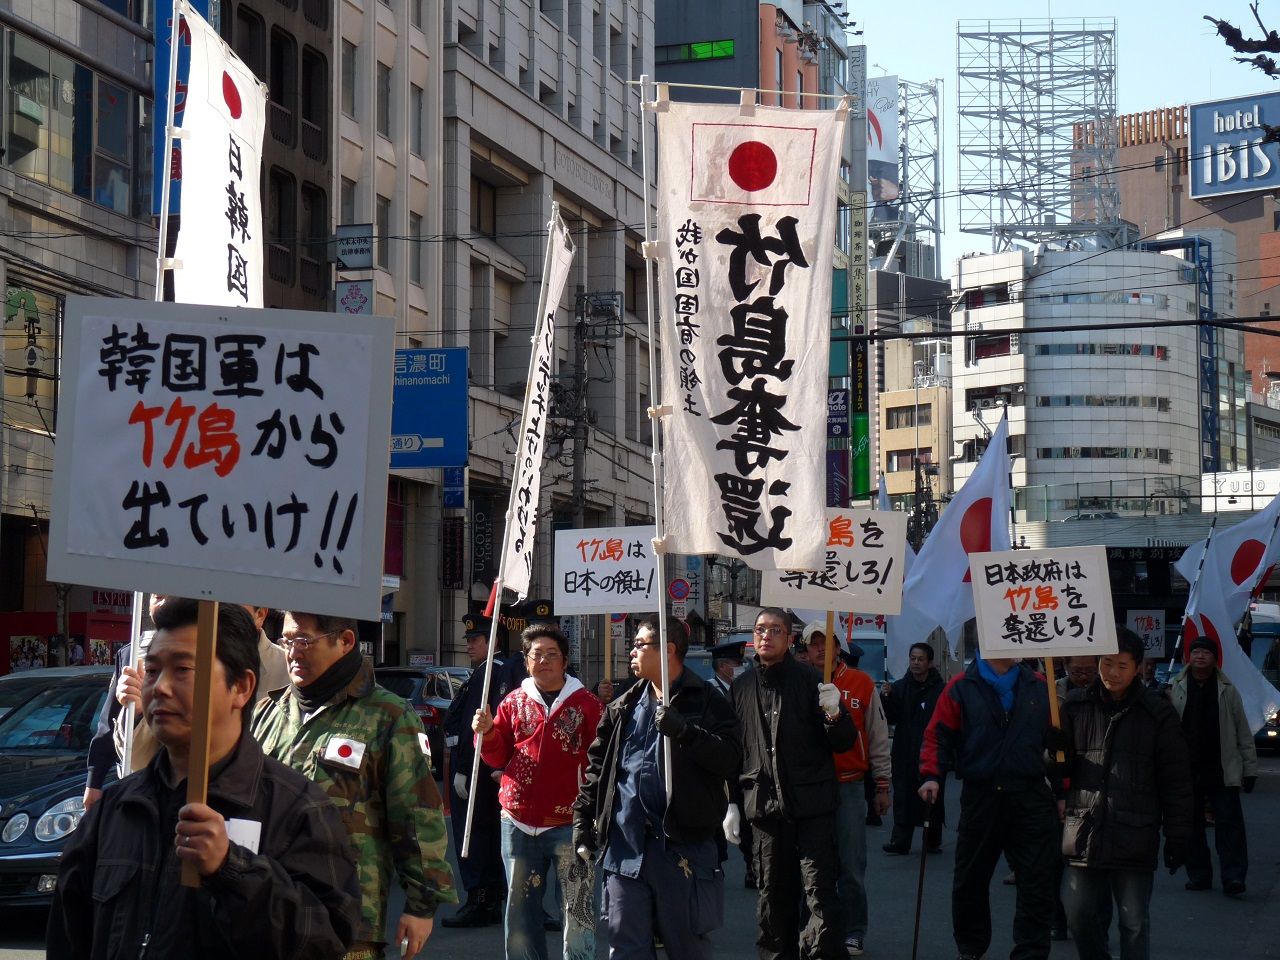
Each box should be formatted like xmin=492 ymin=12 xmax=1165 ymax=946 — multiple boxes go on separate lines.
xmin=253 ymin=611 xmax=456 ymax=960
xmin=442 ymin=614 xmax=514 ymax=928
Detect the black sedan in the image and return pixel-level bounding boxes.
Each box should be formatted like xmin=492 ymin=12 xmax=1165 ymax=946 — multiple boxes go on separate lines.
xmin=375 ymin=665 xmax=469 ymax=778
xmin=0 ymin=668 xmax=111 ymax=907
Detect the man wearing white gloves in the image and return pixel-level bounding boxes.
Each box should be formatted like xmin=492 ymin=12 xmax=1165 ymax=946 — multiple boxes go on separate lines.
xmin=727 ymin=607 xmax=857 ymax=960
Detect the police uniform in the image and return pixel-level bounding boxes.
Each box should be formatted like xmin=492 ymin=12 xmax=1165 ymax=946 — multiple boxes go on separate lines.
xmin=252 ymin=657 xmax=456 ymax=959
xmin=442 ymin=614 xmax=517 ymax=927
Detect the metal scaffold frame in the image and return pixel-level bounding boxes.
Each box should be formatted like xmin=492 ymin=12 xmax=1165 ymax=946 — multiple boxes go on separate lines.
xmin=957 ymin=19 xmax=1122 ymax=251
xmin=872 ymin=77 xmax=945 ymax=280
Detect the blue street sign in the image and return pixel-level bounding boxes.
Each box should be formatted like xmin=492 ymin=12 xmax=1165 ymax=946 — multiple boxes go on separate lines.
xmin=153 ymin=0 xmax=212 ymax=215
xmin=391 ymin=348 xmax=469 ymax=469
xmin=443 ymin=466 xmax=466 ymax=508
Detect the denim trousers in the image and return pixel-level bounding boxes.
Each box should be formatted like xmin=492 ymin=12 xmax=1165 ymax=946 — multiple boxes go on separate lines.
xmin=1063 ymin=866 xmax=1153 ymax=960
xmin=834 ymin=780 xmax=869 ymax=941
xmin=500 ymin=820 xmax=595 ymax=960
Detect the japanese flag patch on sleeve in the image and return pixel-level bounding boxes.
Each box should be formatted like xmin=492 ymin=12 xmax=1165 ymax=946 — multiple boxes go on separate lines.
xmin=323 ymin=736 xmax=366 ymax=769
xmin=418 ymin=732 xmax=432 ymax=760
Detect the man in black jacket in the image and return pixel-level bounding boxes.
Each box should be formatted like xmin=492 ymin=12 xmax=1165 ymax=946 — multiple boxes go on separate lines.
xmin=1060 ymin=631 xmax=1193 ymax=960
xmin=573 ymin=614 xmax=741 ymax=960
xmin=880 ymin=641 xmax=945 ymax=854
xmin=48 ymin=599 xmax=360 ymax=960
xmin=728 ymin=607 xmax=856 ymax=960
xmin=919 ymin=656 xmax=1063 ymax=960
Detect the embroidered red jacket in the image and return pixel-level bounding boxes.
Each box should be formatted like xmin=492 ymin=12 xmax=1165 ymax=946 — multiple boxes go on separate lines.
xmin=479 ymin=676 xmax=604 ymax=828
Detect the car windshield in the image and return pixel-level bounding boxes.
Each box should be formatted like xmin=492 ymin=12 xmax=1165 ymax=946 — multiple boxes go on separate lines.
xmin=378 ymin=675 xmax=419 ymax=699
xmin=0 ymin=683 xmax=106 ymax=751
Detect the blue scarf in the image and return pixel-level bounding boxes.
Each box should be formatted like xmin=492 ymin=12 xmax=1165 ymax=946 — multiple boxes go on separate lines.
xmin=977 ymin=657 xmax=1018 ymax=713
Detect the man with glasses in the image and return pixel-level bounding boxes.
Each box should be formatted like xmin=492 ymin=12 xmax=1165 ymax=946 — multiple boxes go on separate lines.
xmin=253 ymin=611 xmax=456 ymax=960
xmin=473 ymin=623 xmax=604 ymax=960
xmin=725 ymin=607 xmax=855 ymax=960
xmin=573 ymin=614 xmax=741 ymax=959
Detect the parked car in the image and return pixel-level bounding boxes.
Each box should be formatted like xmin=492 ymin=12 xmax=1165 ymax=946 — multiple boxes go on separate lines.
xmin=374 ymin=666 xmax=470 ymax=778
xmin=0 ymin=667 xmax=112 ymax=908
xmin=0 ymin=667 xmax=109 ymax=724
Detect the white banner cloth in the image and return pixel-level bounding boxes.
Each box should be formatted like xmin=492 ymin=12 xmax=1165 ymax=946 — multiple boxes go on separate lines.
xmin=655 ymin=100 xmax=846 ymax=571
xmin=172 ymin=0 xmax=268 ymax=307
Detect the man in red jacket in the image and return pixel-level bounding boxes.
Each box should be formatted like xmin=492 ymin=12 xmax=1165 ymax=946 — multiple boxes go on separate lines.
xmin=804 ymin=622 xmax=890 ymax=957
xmin=473 ymin=623 xmax=604 ymax=960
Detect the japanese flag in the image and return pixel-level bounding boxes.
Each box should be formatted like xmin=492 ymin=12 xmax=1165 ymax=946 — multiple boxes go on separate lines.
xmin=171 ymin=0 xmax=267 ymax=308
xmin=689 ymin=120 xmax=821 ymax=206
xmin=887 ymin=415 xmax=1011 ymax=663
xmin=323 ymin=736 xmax=367 ymax=770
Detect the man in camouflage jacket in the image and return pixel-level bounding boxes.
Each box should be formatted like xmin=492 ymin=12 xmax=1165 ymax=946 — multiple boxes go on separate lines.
xmin=253 ymin=611 xmax=456 ymax=959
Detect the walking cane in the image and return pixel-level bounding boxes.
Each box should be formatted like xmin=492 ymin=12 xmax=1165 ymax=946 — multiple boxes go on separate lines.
xmin=910 ymin=800 xmax=934 ymax=960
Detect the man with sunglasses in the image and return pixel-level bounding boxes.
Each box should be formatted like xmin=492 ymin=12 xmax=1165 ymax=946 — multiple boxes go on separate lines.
xmin=727 ymin=607 xmax=855 ymax=960
xmin=573 ymin=614 xmax=741 ymax=959
xmin=253 ymin=611 xmax=456 ymax=960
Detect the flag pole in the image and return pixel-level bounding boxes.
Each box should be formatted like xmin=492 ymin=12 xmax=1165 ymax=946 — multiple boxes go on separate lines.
xmin=1174 ymin=515 xmax=1218 ymax=671
xmin=462 ymin=206 xmax=572 ymax=857
xmin=639 ymin=74 xmax=673 ymax=801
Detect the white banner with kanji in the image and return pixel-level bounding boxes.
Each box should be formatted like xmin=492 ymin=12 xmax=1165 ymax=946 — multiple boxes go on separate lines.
xmin=172 ymin=0 xmax=268 ymax=307
xmin=499 ymin=211 xmax=575 ymax=599
xmin=553 ymin=526 xmax=658 ymax=615
xmin=759 ymin=508 xmax=906 ymax=614
xmin=654 ymin=99 xmax=846 ymax=571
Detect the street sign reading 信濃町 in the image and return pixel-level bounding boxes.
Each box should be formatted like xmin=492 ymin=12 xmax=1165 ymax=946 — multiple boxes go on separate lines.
xmin=390 ymin=348 xmax=468 ymax=469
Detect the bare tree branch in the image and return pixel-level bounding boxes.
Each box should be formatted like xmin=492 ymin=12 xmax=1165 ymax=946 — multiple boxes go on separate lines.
xmin=1205 ymin=11 xmax=1280 ymax=53
xmin=1235 ymin=52 xmax=1280 ymax=75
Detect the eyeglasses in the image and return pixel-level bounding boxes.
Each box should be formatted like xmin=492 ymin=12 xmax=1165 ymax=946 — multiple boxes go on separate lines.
xmin=631 ymin=639 xmax=661 ymax=651
xmin=527 ymin=650 xmax=563 ymax=663
xmin=753 ymin=626 xmax=787 ymax=638
xmin=280 ymin=631 xmax=337 ymax=652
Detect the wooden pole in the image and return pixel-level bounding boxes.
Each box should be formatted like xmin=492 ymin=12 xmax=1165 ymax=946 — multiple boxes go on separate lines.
xmin=604 ymin=615 xmax=614 ymax=683
xmin=1044 ymin=655 xmax=1064 ymax=763
xmin=181 ymin=599 xmax=219 ymax=888
xmin=823 ymin=609 xmax=836 ymax=683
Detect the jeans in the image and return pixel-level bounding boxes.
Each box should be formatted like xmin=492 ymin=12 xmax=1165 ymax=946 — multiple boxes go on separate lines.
xmin=834 ymin=780 xmax=869 ymax=940
xmin=1063 ymin=867 xmax=1153 ymax=960
xmin=951 ymin=781 xmax=1058 ymax=960
xmin=500 ymin=820 xmax=595 ymax=960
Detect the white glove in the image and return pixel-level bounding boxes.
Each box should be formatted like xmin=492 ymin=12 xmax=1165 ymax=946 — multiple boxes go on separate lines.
xmin=576 ymin=845 xmax=592 ymax=862
xmin=722 ymin=803 xmax=742 ymax=845
xmin=818 ymin=682 xmax=841 ymax=720
xmin=453 ymin=772 xmax=469 ymax=801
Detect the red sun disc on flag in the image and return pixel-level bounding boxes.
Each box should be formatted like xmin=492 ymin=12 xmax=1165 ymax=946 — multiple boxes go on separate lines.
xmin=222 ymin=71 xmax=243 ymax=120
xmin=337 ymin=743 xmax=352 ymax=758
xmin=1230 ymin=539 xmax=1266 ymax=586
xmin=1180 ymin=614 xmax=1221 ymax=663
xmin=958 ymin=497 xmax=994 ymax=583
xmin=727 ymin=141 xmax=778 ymax=192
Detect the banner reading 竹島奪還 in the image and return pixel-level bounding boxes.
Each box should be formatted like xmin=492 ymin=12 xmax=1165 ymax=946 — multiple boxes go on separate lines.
xmin=654 ymin=97 xmax=847 ymax=572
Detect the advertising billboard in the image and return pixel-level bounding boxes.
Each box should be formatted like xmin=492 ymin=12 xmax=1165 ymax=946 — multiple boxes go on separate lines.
xmin=1189 ymin=90 xmax=1280 ymax=199
xmin=866 ymin=75 xmax=900 ymax=223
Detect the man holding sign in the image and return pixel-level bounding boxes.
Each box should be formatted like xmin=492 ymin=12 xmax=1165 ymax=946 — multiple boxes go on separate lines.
xmin=48 ymin=600 xmax=361 ymax=960
xmin=919 ymin=654 xmax=1067 ymax=960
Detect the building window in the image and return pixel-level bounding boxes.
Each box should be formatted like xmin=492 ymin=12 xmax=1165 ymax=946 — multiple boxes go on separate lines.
xmin=972 ymin=333 xmax=1012 ymax=361
xmin=376 ymin=62 xmax=392 ymax=137
xmin=410 ymin=83 xmax=424 ymax=157
xmin=887 ymin=449 xmax=928 ymax=472
xmin=376 ymin=194 xmax=392 ymax=269
xmin=341 ymin=40 xmax=356 ymax=117
xmin=300 ymin=182 xmax=327 ymax=263
xmin=409 ymin=212 xmax=423 ymax=285
xmin=300 ymin=47 xmax=328 ymax=161
xmin=654 ymin=40 xmax=735 ymax=64
xmin=1033 ymin=343 xmax=1169 ymax=360
xmin=610 ymin=25 xmax=626 ymax=80
xmin=234 ymin=8 xmax=267 ymax=80
xmin=797 ymin=70 xmax=803 ymax=108
xmin=340 ymin=177 xmax=356 ymax=224
xmin=4 ymin=34 xmax=145 ymax=216
xmin=1037 ymin=446 xmax=1171 ymax=464
xmin=886 ymin=404 xmax=931 ymax=429
xmin=411 ymin=0 xmax=423 ymax=28
xmin=471 ymin=176 xmax=496 ymax=237
xmin=267 ymin=167 xmax=297 ymax=284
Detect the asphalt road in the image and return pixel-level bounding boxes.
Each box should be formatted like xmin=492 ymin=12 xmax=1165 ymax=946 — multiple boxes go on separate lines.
xmin=4 ymin=753 xmax=1279 ymax=959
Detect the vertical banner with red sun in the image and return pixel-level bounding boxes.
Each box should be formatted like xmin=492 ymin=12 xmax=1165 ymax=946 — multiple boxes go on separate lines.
xmin=172 ymin=0 xmax=268 ymax=308
xmin=654 ymin=100 xmax=846 ymax=572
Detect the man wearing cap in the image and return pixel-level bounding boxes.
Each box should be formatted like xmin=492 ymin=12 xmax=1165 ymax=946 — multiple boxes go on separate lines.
xmin=1170 ymin=636 xmax=1257 ymax=897
xmin=803 ymin=621 xmax=890 ymax=957
xmin=442 ymin=614 xmax=516 ymax=928
xmin=707 ymin=642 xmax=742 ymax=699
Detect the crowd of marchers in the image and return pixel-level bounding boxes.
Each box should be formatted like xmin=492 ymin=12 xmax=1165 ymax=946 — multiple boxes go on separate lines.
xmin=49 ymin=597 xmax=1258 ymax=960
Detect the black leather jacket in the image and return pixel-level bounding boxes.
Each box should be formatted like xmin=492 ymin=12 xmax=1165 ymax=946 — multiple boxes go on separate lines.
xmin=573 ymin=668 xmax=741 ymax=853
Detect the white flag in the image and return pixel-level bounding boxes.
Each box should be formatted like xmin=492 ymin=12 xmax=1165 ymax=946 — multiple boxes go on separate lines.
xmin=172 ymin=0 xmax=268 ymax=307
xmin=499 ymin=212 xmax=575 ymax=600
xmin=655 ymin=99 xmax=846 ymax=571
xmin=887 ymin=415 xmax=1011 ymax=664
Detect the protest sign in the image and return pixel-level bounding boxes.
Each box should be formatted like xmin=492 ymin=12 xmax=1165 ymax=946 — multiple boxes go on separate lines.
xmin=1126 ymin=609 xmax=1166 ymax=655
xmin=760 ymin=508 xmax=907 ymax=614
xmin=969 ymin=545 xmax=1118 ymax=659
xmin=553 ymin=526 xmax=658 ymax=615
xmin=48 ymin=297 xmax=394 ymax=619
